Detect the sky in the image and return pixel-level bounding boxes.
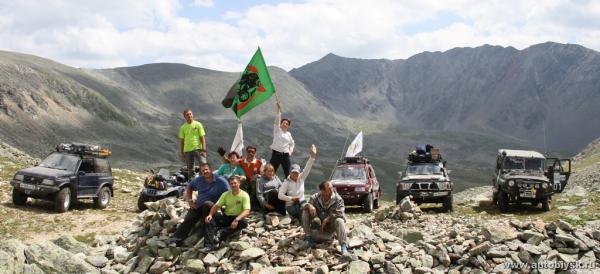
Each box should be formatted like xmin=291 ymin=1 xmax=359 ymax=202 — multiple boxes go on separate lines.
xmin=1 ymin=0 xmax=599 ymax=72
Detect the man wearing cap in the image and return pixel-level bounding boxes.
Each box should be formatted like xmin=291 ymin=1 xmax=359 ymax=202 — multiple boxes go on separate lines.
xmin=278 ymin=144 xmax=317 ymax=220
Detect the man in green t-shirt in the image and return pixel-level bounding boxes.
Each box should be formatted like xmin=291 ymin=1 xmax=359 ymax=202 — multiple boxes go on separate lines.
xmin=179 ymin=109 xmax=206 ymax=179
xmin=204 ymin=176 xmax=250 ymax=250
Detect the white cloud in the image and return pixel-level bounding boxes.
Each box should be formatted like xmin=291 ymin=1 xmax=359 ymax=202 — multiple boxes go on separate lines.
xmin=0 ymin=0 xmax=598 ymax=71
xmin=193 ymin=0 xmax=214 ymax=8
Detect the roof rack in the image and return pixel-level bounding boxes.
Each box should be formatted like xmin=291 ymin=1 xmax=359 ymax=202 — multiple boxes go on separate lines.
xmin=339 ymin=156 xmax=369 ymax=164
xmin=56 ymin=143 xmax=112 ymax=158
xmin=408 ymin=144 xmax=442 ymax=163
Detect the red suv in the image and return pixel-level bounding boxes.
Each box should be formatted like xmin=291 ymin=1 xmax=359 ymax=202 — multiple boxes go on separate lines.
xmin=330 ymin=157 xmax=381 ymax=212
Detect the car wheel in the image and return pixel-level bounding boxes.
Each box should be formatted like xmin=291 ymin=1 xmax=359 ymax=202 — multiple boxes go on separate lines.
xmin=497 ymin=190 xmax=509 ymax=213
xmin=12 ymin=189 xmax=28 ymax=206
xmin=363 ymin=193 xmax=374 ymax=213
xmin=137 ymin=194 xmax=148 ymax=211
xmin=373 ymin=197 xmax=380 ymax=209
xmin=541 ymin=196 xmax=552 ymax=212
xmin=443 ymin=194 xmax=453 ymax=212
xmin=94 ymin=186 xmax=111 ymax=209
xmin=55 ymin=187 xmax=71 ymax=213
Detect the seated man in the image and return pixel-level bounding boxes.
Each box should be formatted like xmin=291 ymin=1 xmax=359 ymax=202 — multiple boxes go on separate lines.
xmin=302 ymin=180 xmax=348 ymax=254
xmin=256 ymin=163 xmax=286 ymax=215
xmin=203 ymin=176 xmax=251 ymax=251
xmin=278 ymin=144 xmax=317 ymax=220
xmin=215 ymin=151 xmax=246 ymax=181
xmin=169 ymin=163 xmax=230 ymax=246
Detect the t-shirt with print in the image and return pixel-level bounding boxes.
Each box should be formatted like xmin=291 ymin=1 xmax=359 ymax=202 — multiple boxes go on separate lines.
xmin=178 ymin=120 xmax=205 ymax=152
xmin=216 ymin=190 xmax=251 ymax=216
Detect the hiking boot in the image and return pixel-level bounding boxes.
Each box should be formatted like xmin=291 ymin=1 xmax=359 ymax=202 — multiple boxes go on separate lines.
xmin=340 ymin=243 xmax=349 ymax=255
xmin=200 ymin=244 xmax=215 ymax=252
xmin=305 ymin=236 xmax=316 ymax=248
xmin=167 ymin=237 xmax=183 ymax=247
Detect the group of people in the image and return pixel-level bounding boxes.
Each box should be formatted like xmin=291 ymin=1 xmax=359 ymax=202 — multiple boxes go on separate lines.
xmin=173 ymin=105 xmax=348 ymax=253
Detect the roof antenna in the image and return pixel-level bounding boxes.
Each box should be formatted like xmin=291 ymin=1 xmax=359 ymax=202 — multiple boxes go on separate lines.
xmin=329 ymin=133 xmax=350 ymax=180
xmin=542 ymin=119 xmax=548 ymax=155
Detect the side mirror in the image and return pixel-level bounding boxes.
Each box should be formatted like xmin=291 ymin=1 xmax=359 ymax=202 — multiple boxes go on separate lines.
xmin=397 ymin=171 xmax=403 ymax=178
xmin=447 ymin=170 xmax=452 ymax=175
xmin=78 ymin=171 xmax=86 ymax=176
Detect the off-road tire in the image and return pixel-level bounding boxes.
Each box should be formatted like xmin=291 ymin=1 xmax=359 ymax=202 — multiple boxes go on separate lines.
xmin=373 ymin=194 xmax=380 ymax=209
xmin=12 ymin=189 xmax=28 ymax=206
xmin=443 ymin=194 xmax=453 ymax=212
xmin=137 ymin=194 xmax=149 ymax=211
xmin=541 ymin=196 xmax=552 ymax=212
xmin=55 ymin=187 xmax=71 ymax=213
xmin=363 ymin=193 xmax=374 ymax=213
xmin=94 ymin=186 xmax=111 ymax=209
xmin=497 ymin=190 xmax=509 ymax=213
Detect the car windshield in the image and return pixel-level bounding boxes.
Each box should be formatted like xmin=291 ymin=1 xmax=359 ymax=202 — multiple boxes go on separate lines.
xmin=406 ymin=163 xmax=443 ymax=175
xmin=503 ymin=157 xmax=544 ymax=171
xmin=38 ymin=152 xmax=80 ymax=172
xmin=331 ymin=166 xmax=367 ymax=181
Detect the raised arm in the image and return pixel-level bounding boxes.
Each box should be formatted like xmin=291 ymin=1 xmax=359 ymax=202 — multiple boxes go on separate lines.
xmin=300 ymin=144 xmax=317 ymax=182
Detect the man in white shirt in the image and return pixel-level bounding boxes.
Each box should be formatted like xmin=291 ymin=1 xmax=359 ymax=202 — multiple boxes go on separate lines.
xmin=278 ymin=144 xmax=317 ymax=220
xmin=269 ymin=102 xmax=295 ymax=178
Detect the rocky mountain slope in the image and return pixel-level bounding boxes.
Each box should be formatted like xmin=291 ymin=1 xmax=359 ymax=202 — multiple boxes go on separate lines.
xmin=290 ymin=42 xmax=600 ymax=154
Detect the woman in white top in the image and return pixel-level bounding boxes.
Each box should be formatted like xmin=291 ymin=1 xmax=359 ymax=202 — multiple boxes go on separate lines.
xmin=269 ymin=102 xmax=295 ymax=178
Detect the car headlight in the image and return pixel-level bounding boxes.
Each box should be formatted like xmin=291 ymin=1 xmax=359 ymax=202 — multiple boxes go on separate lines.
xmin=398 ymin=183 xmax=412 ymax=190
xmin=542 ymin=183 xmax=548 ymax=189
xmin=437 ymin=182 xmax=448 ymax=190
xmin=14 ymin=174 xmax=24 ymax=181
xmin=533 ymin=184 xmax=540 ymax=189
xmin=508 ymin=180 xmax=514 ymax=187
xmin=41 ymin=179 xmax=54 ymax=185
xmin=355 ymin=187 xmax=366 ymax=192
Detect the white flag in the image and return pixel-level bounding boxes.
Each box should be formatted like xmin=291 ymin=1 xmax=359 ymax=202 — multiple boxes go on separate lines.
xmin=230 ymin=122 xmax=244 ymax=156
xmin=345 ymin=131 xmax=363 ymax=157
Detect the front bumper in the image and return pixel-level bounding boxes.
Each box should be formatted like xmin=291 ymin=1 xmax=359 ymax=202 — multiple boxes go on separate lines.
xmin=505 ymin=185 xmax=550 ymax=200
xmin=336 ymin=191 xmax=368 ymax=206
xmin=397 ymin=189 xmax=450 ymax=202
xmin=11 ymin=180 xmax=60 ymax=196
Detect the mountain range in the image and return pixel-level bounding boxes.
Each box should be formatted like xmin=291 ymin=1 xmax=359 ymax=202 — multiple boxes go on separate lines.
xmin=1 ymin=41 xmax=599 ymax=194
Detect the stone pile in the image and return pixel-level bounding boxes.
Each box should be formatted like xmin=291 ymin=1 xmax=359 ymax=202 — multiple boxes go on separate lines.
xmin=2 ymin=196 xmax=600 ymax=273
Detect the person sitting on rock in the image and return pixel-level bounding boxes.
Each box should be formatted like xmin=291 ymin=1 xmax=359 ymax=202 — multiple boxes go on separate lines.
xmin=256 ymin=163 xmax=286 ymax=215
xmin=239 ymin=146 xmax=263 ymax=208
xmin=278 ymin=144 xmax=317 ymax=220
xmin=214 ymin=151 xmax=246 ymax=181
xmin=203 ymin=176 xmax=251 ymax=251
xmin=302 ymin=180 xmax=348 ymax=254
xmin=169 ymin=163 xmax=230 ymax=246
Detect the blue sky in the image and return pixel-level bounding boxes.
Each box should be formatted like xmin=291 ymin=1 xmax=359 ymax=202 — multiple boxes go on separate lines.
xmin=0 ymin=0 xmax=599 ymax=71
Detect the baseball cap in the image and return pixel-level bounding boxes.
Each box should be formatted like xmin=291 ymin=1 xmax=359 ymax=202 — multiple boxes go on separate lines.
xmin=290 ymin=164 xmax=301 ymax=174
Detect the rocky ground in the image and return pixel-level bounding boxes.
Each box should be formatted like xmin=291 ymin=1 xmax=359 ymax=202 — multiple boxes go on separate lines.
xmin=2 ymin=197 xmax=600 ymax=274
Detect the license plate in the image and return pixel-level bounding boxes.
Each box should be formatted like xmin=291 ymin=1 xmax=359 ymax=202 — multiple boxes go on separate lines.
xmin=20 ymin=183 xmax=37 ymax=190
xmin=146 ymin=189 xmax=157 ymax=195
xmin=433 ymin=192 xmax=448 ymax=197
xmin=520 ymin=191 xmax=535 ymax=198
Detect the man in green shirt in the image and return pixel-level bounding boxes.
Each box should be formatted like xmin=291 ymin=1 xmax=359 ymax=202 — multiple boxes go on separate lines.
xmin=179 ymin=109 xmax=206 ymax=179
xmin=204 ymin=176 xmax=250 ymax=251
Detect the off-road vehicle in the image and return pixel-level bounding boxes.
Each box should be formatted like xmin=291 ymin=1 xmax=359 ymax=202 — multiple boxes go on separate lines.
xmin=10 ymin=143 xmax=114 ymax=213
xmin=137 ymin=168 xmax=189 ymax=211
xmin=330 ymin=156 xmax=381 ymax=213
xmin=396 ymin=144 xmax=453 ymax=211
xmin=493 ymin=149 xmax=571 ymax=212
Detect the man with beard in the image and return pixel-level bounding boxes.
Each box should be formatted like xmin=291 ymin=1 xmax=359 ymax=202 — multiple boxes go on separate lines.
xmin=169 ymin=163 xmax=229 ymax=246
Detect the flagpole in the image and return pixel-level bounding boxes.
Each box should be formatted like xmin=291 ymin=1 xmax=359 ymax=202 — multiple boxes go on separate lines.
xmin=329 ymin=133 xmax=350 ymax=180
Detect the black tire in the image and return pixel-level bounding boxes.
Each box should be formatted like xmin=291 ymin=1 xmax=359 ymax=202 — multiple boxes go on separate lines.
xmin=443 ymin=194 xmax=453 ymax=212
xmin=497 ymin=190 xmax=509 ymax=213
xmin=363 ymin=193 xmax=374 ymax=213
xmin=373 ymin=197 xmax=380 ymax=209
xmin=12 ymin=189 xmax=28 ymax=206
xmin=541 ymin=196 xmax=552 ymax=212
xmin=94 ymin=186 xmax=111 ymax=209
xmin=55 ymin=187 xmax=71 ymax=213
xmin=137 ymin=194 xmax=148 ymax=211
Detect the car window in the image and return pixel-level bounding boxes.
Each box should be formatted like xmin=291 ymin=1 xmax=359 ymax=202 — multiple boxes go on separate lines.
xmin=39 ymin=152 xmax=80 ymax=172
xmin=95 ymin=158 xmax=110 ymax=174
xmin=79 ymin=159 xmax=95 ymax=173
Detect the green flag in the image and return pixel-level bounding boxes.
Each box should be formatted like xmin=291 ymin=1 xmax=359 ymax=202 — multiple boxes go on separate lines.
xmin=222 ymin=48 xmax=275 ymax=118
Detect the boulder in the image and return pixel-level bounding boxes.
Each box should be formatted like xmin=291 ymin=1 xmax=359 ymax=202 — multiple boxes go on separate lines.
xmin=24 ymin=241 xmax=99 ymax=274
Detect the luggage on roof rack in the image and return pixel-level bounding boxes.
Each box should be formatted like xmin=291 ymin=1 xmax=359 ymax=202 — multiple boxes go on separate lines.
xmin=408 ymin=144 xmax=442 ymax=163
xmin=340 ymin=156 xmax=368 ymax=164
xmin=56 ymin=143 xmax=112 ymax=157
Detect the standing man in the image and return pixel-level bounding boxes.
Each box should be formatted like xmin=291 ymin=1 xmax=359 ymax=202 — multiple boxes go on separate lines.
xmin=179 ymin=109 xmax=206 ymax=179
xmin=169 ymin=163 xmax=229 ymax=246
xmin=204 ymin=176 xmax=251 ymax=251
xmin=278 ymin=144 xmax=317 ymax=220
xmin=239 ymin=146 xmax=262 ymax=208
xmin=302 ymin=180 xmax=348 ymax=254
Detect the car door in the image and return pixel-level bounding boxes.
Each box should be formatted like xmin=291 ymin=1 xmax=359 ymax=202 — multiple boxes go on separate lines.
xmin=368 ymin=166 xmax=380 ymax=198
xmin=94 ymin=158 xmax=113 ymax=194
xmin=545 ymin=158 xmax=571 ymax=193
xmin=77 ymin=158 xmax=99 ymax=196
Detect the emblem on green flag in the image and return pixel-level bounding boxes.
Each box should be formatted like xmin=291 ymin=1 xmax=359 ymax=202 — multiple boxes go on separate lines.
xmin=222 ymin=48 xmax=275 ymax=118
